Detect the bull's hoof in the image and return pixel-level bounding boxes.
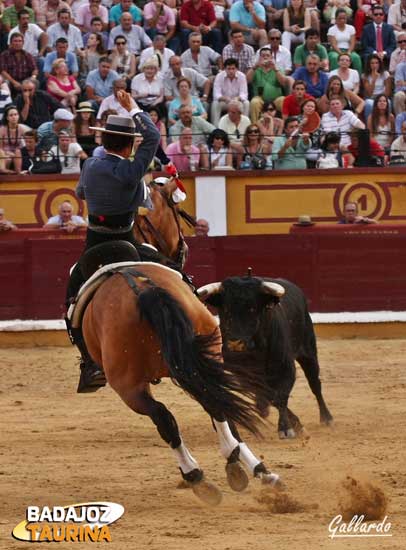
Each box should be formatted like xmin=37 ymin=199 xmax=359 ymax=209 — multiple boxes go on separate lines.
xmin=278 ymin=428 xmax=296 ymax=439
xmin=225 ymin=461 xmax=249 ymax=492
xmin=192 ymin=479 xmax=222 ymax=506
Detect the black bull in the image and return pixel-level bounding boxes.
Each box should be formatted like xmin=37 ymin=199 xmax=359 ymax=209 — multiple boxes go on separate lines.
xmin=198 ymin=276 xmax=333 ymax=438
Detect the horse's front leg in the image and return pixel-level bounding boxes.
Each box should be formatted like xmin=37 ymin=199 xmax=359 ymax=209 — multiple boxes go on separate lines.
xmin=212 ymin=418 xmax=282 ymax=490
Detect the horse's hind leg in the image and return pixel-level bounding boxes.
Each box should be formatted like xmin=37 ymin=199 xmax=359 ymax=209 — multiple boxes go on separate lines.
xmin=213 ymin=417 xmax=282 ymax=490
xmin=121 ymin=387 xmax=222 ymax=506
xmin=296 ymin=353 xmax=334 ymax=425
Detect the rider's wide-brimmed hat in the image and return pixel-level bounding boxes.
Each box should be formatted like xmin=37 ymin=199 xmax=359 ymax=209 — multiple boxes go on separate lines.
xmin=89 ymin=114 xmax=141 ymax=137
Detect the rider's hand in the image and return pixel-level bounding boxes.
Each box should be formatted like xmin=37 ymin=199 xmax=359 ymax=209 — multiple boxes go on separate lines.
xmin=117 ymin=90 xmax=137 ymax=112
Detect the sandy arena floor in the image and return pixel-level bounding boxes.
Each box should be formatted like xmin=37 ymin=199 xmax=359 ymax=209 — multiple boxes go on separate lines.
xmin=1 ymin=339 xmax=405 ymax=550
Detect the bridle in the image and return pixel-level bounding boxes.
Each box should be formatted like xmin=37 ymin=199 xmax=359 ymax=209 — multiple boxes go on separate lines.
xmin=134 ymin=181 xmax=195 ymax=269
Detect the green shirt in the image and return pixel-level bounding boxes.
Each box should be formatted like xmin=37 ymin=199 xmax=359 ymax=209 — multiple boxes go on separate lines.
xmin=293 ymin=44 xmax=328 ymax=67
xmin=2 ymin=6 xmax=35 ymax=29
xmin=252 ymin=67 xmax=284 ymax=102
xmin=272 ymin=136 xmax=310 ymax=170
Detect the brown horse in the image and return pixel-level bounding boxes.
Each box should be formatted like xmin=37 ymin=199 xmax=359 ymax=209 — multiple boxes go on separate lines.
xmin=78 ymin=178 xmax=281 ymax=504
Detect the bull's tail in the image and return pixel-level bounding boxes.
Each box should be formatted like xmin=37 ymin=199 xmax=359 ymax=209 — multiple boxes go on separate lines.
xmin=137 ymin=286 xmax=261 ymax=435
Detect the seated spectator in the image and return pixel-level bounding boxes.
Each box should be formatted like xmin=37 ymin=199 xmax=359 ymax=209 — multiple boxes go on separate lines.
xmin=282 ymin=0 xmax=311 ymax=52
xmin=366 ymin=94 xmax=395 ymax=152
xmin=139 ymin=34 xmax=176 ymax=76
xmin=8 ymin=9 xmax=48 ymax=58
xmin=109 ymin=35 xmax=137 ymax=91
xmin=0 ymin=76 xmax=12 ymax=120
xmin=360 ymin=5 xmax=397 ymax=65
xmin=337 ymin=200 xmax=378 ymax=223
xmin=0 ymin=33 xmax=38 ymax=97
xmin=20 ymin=129 xmax=45 ymax=172
xmin=180 ymin=0 xmax=223 ymax=53
xmin=211 ymin=58 xmax=249 ymax=126
xmin=47 ymin=8 xmax=83 ymax=53
xmin=169 ymin=103 xmax=215 ymax=146
xmin=143 ymin=0 xmax=179 ymax=53
xmin=237 ymin=123 xmax=272 ymax=169
xmin=218 ymin=100 xmax=251 ymax=148
xmin=329 ymin=53 xmax=360 ymax=94
xmin=300 ymin=97 xmax=321 ymax=146
xmin=76 ymin=0 xmax=108 ymax=33
xmin=168 ymin=77 xmax=206 ymax=125
xmin=390 ymin=120 xmax=406 ymax=163
xmin=16 ymin=78 xmax=63 ymax=129
xmin=74 ymin=101 xmax=97 ymax=155
xmin=108 ymin=11 xmax=152 ymax=56
xmin=394 ymin=61 xmax=406 ymax=116
xmin=395 ymin=111 xmax=406 ymax=136
xmin=323 ymin=0 xmax=352 ymax=26
xmin=78 ymin=32 xmax=107 ymax=88
xmin=96 ymin=78 xmax=129 ymax=119
xmin=46 ymin=58 xmax=81 ymax=113
xmin=345 ymin=130 xmax=385 ymax=167
xmin=387 ymin=0 xmax=406 ymax=34
xmin=229 ymin=0 xmax=267 ymax=49
xmin=291 ymin=54 xmax=328 ymax=99
xmin=85 ymin=56 xmax=120 ymax=107
xmin=49 ymin=130 xmax=87 ymax=174
xmin=321 ymin=97 xmax=365 ymax=148
xmin=318 ymin=74 xmax=365 ymax=115
xmin=43 ymin=37 xmax=79 ymax=80
xmin=255 ymin=29 xmax=292 ymax=75
xmin=354 ymin=0 xmax=375 ymax=40
xmin=163 ymin=55 xmax=210 ymax=104
xmin=0 ymin=208 xmax=18 ymax=231
xmin=257 ymin=101 xmax=284 ymax=144
xmin=272 ymin=116 xmax=311 ymax=169
xmin=32 ymin=0 xmax=72 ymax=31
xmin=131 ymin=57 xmax=165 ymax=116
xmin=83 ymin=16 xmax=109 ymax=49
xmin=166 ymin=127 xmax=206 ymax=171
xmin=361 ymin=54 xmax=391 ymax=120
xmin=247 ymin=46 xmax=290 ymax=122
xmin=44 ymin=200 xmax=87 ymax=232
xmin=294 ymin=28 xmax=328 ymax=72
xmin=149 ymin=106 xmax=167 ymax=149
xmin=207 ymin=129 xmax=233 ymax=169
xmin=316 ymin=131 xmax=344 ymax=169
xmin=327 ymin=10 xmax=362 ymax=74
xmin=282 ymin=79 xmax=314 ymax=119
xmin=0 ymin=105 xmax=30 ymax=173
xmin=37 ymin=107 xmax=74 ymax=150
xmin=222 ymin=29 xmax=255 ymax=75
xmin=181 ymin=32 xmax=222 ymax=78
xmin=390 ymin=32 xmax=406 ymax=74
xmin=109 ymin=0 xmax=142 ymax=28
xmin=2 ymin=0 xmax=35 ymax=34
xmin=194 ymin=218 xmax=210 ymax=236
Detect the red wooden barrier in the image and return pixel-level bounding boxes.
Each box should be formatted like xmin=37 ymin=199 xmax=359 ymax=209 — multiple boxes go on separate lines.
xmin=1 ymin=228 xmax=405 ymax=319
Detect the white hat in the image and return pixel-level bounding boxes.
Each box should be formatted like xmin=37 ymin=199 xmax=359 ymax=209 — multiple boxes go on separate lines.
xmin=54 ymin=108 xmax=74 ymax=121
xmin=89 ymin=114 xmax=141 ymax=137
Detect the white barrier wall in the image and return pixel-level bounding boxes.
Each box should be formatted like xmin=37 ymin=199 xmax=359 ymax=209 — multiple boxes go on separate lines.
xmin=195 ymin=176 xmax=227 ymax=236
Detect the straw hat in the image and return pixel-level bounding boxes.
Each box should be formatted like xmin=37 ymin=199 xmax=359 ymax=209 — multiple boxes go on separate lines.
xmin=89 ymin=114 xmax=141 ymax=137
xmin=76 ymin=101 xmax=95 ymax=113
xmin=294 ymin=215 xmax=314 ymax=226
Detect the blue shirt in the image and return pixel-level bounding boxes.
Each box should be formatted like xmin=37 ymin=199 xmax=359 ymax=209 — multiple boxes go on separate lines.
xmin=109 ymin=4 xmax=142 ymax=24
xmin=291 ymin=67 xmax=328 ymax=98
xmin=85 ymin=68 xmax=120 ymax=99
xmin=43 ymin=51 xmax=79 ymax=75
xmin=229 ymin=1 xmax=265 ymax=28
xmin=394 ymin=61 xmax=406 ymax=93
xmin=37 ymin=121 xmax=57 ymax=150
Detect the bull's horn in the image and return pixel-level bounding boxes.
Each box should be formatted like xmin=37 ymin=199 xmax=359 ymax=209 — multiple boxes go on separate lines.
xmin=261 ymin=281 xmax=285 ymax=297
xmin=197 ymin=282 xmax=222 ymax=299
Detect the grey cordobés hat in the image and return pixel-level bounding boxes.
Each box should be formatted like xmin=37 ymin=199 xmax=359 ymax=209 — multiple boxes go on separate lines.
xmin=89 ymin=114 xmax=141 ymax=137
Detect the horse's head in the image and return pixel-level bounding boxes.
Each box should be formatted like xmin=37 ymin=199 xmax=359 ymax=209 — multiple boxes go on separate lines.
xmin=134 ymin=179 xmax=195 ymax=269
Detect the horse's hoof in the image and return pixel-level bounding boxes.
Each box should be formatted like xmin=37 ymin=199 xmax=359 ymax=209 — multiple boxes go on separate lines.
xmin=278 ymin=428 xmax=296 ymax=439
xmin=225 ymin=461 xmax=249 ymax=492
xmin=321 ymin=416 xmax=334 ymax=427
xmin=192 ymin=479 xmax=222 ymax=506
xmin=260 ymin=472 xmax=284 ymax=489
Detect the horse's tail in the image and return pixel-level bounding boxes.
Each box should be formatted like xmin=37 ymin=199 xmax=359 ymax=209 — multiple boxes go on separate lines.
xmin=137 ymin=286 xmax=261 ymax=435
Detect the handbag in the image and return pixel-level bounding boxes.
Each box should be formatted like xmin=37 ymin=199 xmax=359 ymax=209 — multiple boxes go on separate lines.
xmin=29 ymin=149 xmax=62 ymax=175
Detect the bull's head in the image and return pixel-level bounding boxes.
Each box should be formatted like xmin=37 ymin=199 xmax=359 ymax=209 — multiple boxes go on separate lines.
xmin=197 ymin=277 xmax=285 ymax=353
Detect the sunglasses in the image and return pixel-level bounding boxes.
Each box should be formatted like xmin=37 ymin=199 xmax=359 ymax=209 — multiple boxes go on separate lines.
xmin=270 ymin=37 xmax=280 ymax=40
xmin=398 ymin=40 xmax=406 ymax=44
xmin=116 ymin=41 xmax=126 ymax=45
xmin=374 ymin=12 xmax=384 ymax=15
xmin=247 ymin=129 xmax=259 ymax=134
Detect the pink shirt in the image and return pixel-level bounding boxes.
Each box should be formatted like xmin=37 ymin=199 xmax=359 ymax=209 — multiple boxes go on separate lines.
xmin=76 ymin=3 xmax=108 ymax=31
xmin=143 ymin=1 xmax=176 ymax=32
xmin=166 ymin=141 xmax=200 ymax=171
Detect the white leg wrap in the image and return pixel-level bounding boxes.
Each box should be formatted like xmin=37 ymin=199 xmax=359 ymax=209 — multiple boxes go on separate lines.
xmin=172 ymin=439 xmax=200 ymax=475
xmin=238 ymin=442 xmax=262 ymax=475
xmin=213 ymin=420 xmax=240 ymax=459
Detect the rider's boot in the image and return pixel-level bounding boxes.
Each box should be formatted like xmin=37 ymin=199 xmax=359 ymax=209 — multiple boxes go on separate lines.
xmin=65 ymin=318 xmax=106 ymax=393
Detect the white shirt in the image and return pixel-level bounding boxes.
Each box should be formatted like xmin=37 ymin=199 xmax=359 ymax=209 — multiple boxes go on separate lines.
xmin=139 ymin=47 xmax=175 ymax=75
xmin=131 ymin=73 xmax=164 ymax=106
xmin=181 ymin=46 xmax=221 ymax=77
xmin=329 ymin=68 xmax=360 ymax=91
xmin=108 ymin=25 xmax=152 ymax=55
xmin=50 ymin=142 xmax=83 ymax=174
xmin=8 ymin=24 xmax=44 ymax=56
xmin=47 ymin=22 xmax=83 ymax=52
xmin=218 ymin=114 xmax=251 ymax=144
xmin=96 ymin=94 xmax=130 ymax=119
xmin=327 ymin=24 xmax=356 ymax=51
xmin=213 ymin=70 xmax=248 ymax=101
xmin=321 ymin=110 xmax=364 ymax=147
xmin=254 ymin=45 xmax=292 ymax=73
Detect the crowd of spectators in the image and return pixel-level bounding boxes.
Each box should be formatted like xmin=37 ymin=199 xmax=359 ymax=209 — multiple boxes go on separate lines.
xmin=1 ymin=0 xmax=406 ymax=174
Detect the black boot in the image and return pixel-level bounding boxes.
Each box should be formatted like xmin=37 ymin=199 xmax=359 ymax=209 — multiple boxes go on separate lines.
xmin=65 ymin=319 xmax=106 ymax=393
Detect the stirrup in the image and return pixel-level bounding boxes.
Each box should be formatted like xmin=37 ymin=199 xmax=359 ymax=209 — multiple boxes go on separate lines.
xmin=77 ymin=361 xmax=106 ymax=394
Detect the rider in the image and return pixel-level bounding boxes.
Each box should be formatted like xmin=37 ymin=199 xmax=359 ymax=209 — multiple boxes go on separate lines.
xmin=66 ymin=91 xmax=175 ymax=393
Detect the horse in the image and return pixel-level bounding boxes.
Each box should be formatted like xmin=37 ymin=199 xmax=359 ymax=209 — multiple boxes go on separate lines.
xmin=77 ymin=178 xmax=281 ymax=505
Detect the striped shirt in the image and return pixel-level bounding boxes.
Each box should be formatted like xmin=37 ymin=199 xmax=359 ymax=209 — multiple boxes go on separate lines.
xmin=222 ymin=43 xmax=255 ymax=74
xmin=321 ymin=111 xmax=364 ymax=147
